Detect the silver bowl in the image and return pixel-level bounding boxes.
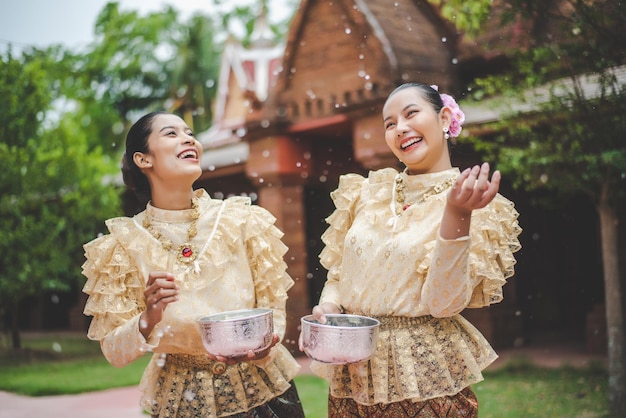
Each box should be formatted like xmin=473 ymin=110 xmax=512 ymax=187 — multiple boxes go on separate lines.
xmin=198 ymin=308 xmax=273 ymax=358
xmin=300 ymin=314 xmax=380 ymax=364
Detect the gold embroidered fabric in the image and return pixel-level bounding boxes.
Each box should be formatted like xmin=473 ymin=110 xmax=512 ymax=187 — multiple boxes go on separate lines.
xmin=315 ymin=168 xmax=522 ymax=404
xmin=82 ymin=189 xmax=300 ymax=417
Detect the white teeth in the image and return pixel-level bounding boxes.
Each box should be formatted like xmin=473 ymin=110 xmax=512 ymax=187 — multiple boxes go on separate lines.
xmin=179 ymin=150 xmax=197 ymax=159
xmin=401 ymin=138 xmax=422 ymax=150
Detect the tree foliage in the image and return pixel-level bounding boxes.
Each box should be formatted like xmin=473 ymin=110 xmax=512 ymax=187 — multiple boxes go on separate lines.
xmin=0 ymin=48 xmax=121 ymax=348
xmin=427 ymin=0 xmax=493 ymax=35
xmin=462 ymin=1 xmax=625 ymax=415
xmin=468 ymin=0 xmax=626 ymax=204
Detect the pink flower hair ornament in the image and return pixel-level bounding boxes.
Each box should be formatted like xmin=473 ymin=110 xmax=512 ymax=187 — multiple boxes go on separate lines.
xmin=431 ymin=85 xmax=465 ymax=138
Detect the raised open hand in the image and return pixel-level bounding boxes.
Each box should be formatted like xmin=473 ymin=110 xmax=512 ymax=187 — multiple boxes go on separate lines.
xmin=448 ymin=162 xmax=500 ymax=213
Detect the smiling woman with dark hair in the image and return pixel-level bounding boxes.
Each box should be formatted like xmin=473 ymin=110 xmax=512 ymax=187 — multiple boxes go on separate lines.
xmin=302 ymin=84 xmax=522 ymax=417
xmin=83 ymin=112 xmax=305 ymax=418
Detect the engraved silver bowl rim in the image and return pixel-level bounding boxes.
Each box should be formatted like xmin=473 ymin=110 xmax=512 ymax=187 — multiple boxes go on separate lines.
xmin=300 ymin=313 xmax=380 ymax=329
xmin=198 ymin=307 xmax=273 ymax=323
xmin=300 ymin=313 xmax=381 ymax=364
xmin=197 ymin=308 xmax=274 ymax=357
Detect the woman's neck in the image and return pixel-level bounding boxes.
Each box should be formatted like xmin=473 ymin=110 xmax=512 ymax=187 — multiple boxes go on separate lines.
xmin=150 ymin=187 xmax=196 ymax=210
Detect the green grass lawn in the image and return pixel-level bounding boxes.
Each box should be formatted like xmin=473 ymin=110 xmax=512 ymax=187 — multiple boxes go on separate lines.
xmin=0 ymin=332 xmax=610 ymax=418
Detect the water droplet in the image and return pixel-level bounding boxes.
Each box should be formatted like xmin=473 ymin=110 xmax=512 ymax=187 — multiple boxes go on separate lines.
xmin=296 ymin=162 xmax=302 ymax=168
xmin=52 ymin=342 xmax=62 ymax=352
xmin=140 ymin=319 xmax=148 ymax=329
xmin=442 ymin=37 xmax=447 ymax=42
xmin=345 ymin=28 xmax=352 ymax=34
xmin=260 ymin=119 xmax=270 ymax=128
xmin=319 ymin=175 xmax=327 ymax=183
xmin=50 ymin=294 xmax=60 ymax=304
xmin=451 ymin=58 xmax=458 ymax=64
xmin=236 ymin=127 xmax=247 ymax=137
xmin=306 ymin=273 xmax=314 ymax=279
xmin=156 ymin=353 xmax=166 ymax=367
xmin=208 ymin=165 xmax=216 ymax=171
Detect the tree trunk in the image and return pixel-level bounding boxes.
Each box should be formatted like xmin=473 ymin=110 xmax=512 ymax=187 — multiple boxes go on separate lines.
xmin=598 ymin=181 xmax=626 ymax=417
xmin=10 ymin=299 xmax=21 ymax=350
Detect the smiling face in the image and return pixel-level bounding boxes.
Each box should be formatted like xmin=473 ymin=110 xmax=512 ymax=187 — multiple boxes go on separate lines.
xmin=133 ymin=113 xmax=203 ymax=190
xmin=382 ymin=86 xmax=452 ymax=174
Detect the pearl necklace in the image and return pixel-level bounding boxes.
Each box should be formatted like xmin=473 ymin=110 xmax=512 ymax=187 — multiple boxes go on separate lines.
xmin=392 ymin=172 xmax=457 ymax=216
xmin=142 ymin=198 xmax=200 ymax=264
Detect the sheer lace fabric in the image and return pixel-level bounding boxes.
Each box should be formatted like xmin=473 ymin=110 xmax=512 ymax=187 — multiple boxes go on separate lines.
xmin=315 ymin=168 xmax=521 ymax=404
xmin=82 ymin=189 xmax=300 ymax=417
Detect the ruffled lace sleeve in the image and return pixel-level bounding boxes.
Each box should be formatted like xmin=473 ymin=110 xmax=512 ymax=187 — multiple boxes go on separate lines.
xmin=243 ymin=203 xmax=294 ymax=340
xmin=467 ymin=193 xmax=522 ymax=308
xmin=318 ymin=173 xmax=365 ymax=307
xmin=82 ymin=218 xmax=153 ymax=367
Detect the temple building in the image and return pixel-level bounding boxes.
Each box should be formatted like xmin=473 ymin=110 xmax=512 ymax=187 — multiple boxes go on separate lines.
xmin=190 ymin=0 xmax=613 ymax=353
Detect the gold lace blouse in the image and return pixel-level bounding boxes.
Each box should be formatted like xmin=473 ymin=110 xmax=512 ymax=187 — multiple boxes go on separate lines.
xmin=313 ymin=167 xmax=522 ymax=405
xmin=82 ymin=189 xmax=300 ymax=417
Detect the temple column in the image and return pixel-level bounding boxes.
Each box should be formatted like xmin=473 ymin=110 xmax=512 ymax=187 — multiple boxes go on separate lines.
xmin=246 ymin=135 xmax=311 ymax=355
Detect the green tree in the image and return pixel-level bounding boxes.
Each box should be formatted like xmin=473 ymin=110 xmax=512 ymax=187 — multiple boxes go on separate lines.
xmin=168 ymin=14 xmax=221 ymax=132
xmin=67 ymin=2 xmax=184 ymax=155
xmin=0 ymin=47 xmax=120 ymax=349
xmin=466 ymin=1 xmax=626 ymax=415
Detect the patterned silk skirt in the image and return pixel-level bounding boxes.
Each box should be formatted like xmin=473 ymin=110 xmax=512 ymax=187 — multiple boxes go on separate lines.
xmin=328 ymin=386 xmax=478 ymax=418
xmin=143 ymin=352 xmax=302 ymax=417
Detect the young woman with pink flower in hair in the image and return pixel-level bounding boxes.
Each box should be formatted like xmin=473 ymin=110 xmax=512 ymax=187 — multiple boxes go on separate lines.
xmin=303 ymin=83 xmax=522 ymax=417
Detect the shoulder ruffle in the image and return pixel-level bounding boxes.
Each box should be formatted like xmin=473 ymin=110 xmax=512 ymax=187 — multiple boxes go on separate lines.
xmin=319 ymin=173 xmax=367 ymax=273
xmin=467 ymin=194 xmax=522 ymax=307
xmin=82 ymin=217 xmax=145 ymax=340
xmin=244 ymin=202 xmax=293 ymax=297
